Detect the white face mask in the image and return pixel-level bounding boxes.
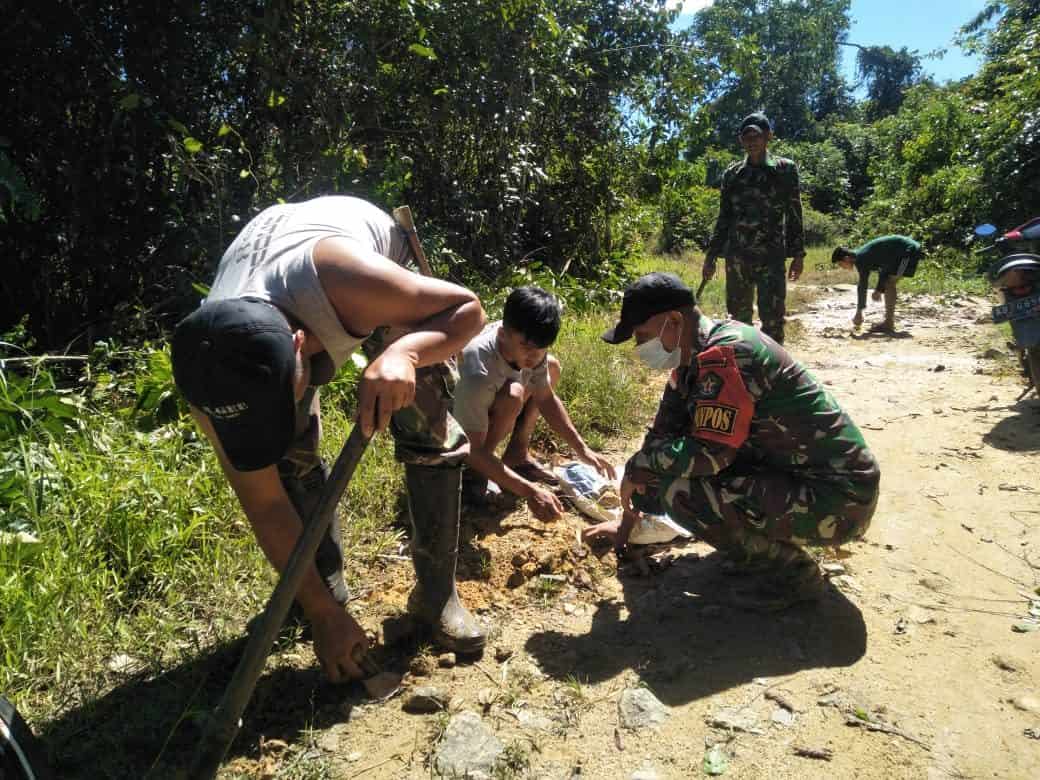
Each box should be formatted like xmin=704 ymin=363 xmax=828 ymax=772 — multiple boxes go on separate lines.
xmin=635 ymin=318 xmax=680 ymax=371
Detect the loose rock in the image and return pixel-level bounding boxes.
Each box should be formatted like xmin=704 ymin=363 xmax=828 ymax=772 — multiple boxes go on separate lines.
xmin=509 ymin=708 xmax=556 ymax=732
xmin=403 ymin=686 xmax=451 ymax=714
xmin=707 ymin=707 xmax=765 ymax=735
xmin=771 ymin=707 xmax=796 ymax=727
xmin=907 ymin=606 xmax=936 ymax=625
xmin=992 ymin=655 xmax=1022 ymax=672
xmin=1011 ymin=695 xmax=1040 ymax=714
xmin=432 ymin=711 xmax=504 ymax=778
xmin=618 ymin=688 xmax=670 ymax=730
xmin=438 ymin=652 xmax=457 ymax=668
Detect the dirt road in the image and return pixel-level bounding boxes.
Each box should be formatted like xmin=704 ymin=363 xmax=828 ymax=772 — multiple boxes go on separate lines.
xmin=232 ymin=286 xmax=1040 ymax=779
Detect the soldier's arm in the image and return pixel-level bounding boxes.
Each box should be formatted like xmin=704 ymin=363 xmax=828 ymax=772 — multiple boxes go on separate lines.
xmin=627 ymin=350 xmax=757 ymax=480
xmin=784 ymin=164 xmax=806 ymax=258
xmin=626 ymin=433 xmax=738 ymax=480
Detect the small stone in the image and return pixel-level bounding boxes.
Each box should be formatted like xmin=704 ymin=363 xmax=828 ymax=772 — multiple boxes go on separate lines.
xmin=511 ymin=551 xmax=529 ymax=568
xmin=990 ymin=657 xmax=1023 ymax=673
xmin=907 ymin=606 xmax=936 ymax=625
xmin=563 ymin=602 xmax=577 ymax=615
xmin=618 ymin=688 xmax=670 ymax=730
xmin=933 ymin=407 xmax=943 ymax=414
xmin=346 ymin=751 xmax=362 ymax=763
xmin=509 ymin=708 xmax=555 ymax=732
xmin=494 ymin=646 xmax=514 ymax=663
xmin=438 ymin=652 xmax=457 ymax=668
xmin=821 ymin=562 xmax=846 ymax=575
xmin=409 ymin=655 xmax=435 ymax=677
xmin=1011 ymin=695 xmax=1040 ymax=714
xmin=707 ymin=707 xmax=765 ymax=735
xmin=432 ymin=711 xmax=504 ymax=778
xmin=831 ymin=575 xmax=862 ymax=593
xmin=771 ymin=707 xmax=796 ymax=727
xmin=477 ymin=688 xmax=497 ymax=711
xmin=630 ymin=768 xmax=661 ymax=780
xmin=521 ymin=562 xmax=538 ymax=578
xmin=403 ymin=686 xmax=451 ymax=713
xmin=538 ymin=552 xmax=556 ymax=570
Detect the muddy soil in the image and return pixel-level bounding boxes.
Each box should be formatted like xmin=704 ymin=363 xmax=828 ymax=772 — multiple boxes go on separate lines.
xmin=230 ymin=287 xmax=1040 ymax=779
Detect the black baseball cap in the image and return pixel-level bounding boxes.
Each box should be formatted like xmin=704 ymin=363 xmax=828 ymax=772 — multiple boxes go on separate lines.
xmin=601 ymin=273 xmax=696 ymax=344
xmin=171 ymin=298 xmax=297 ymax=471
xmin=738 ymin=112 xmax=772 ymax=135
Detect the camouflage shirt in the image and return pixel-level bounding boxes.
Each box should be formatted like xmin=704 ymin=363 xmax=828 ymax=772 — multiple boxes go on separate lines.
xmin=627 ymin=318 xmax=879 ymax=494
xmin=706 ymin=153 xmax=805 ymax=260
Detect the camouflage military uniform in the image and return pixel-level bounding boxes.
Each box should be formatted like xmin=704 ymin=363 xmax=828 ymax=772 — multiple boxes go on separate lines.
xmin=626 ymin=317 xmax=878 ymax=571
xmin=707 ymin=154 xmax=805 ymax=344
xmin=279 ymin=325 xmax=469 ymax=481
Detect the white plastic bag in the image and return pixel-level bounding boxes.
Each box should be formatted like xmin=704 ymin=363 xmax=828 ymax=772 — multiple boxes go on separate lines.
xmin=554 ymin=462 xmax=692 ymax=545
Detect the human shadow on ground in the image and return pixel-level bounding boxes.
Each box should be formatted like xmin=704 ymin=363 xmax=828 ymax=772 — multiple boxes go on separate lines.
xmin=983 ymin=399 xmax=1040 ymax=453
xmin=36 ymin=631 xmax=370 ymax=779
xmin=524 ymin=549 xmax=867 ymax=706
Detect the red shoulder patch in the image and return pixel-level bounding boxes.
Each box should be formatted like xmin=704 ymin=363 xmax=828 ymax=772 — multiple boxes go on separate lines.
xmin=692 ymin=345 xmax=752 ymax=447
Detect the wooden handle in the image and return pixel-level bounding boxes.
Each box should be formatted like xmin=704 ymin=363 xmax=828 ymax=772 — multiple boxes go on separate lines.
xmin=190 ymin=426 xmax=372 ymax=778
xmin=392 ymin=205 xmax=433 ymax=277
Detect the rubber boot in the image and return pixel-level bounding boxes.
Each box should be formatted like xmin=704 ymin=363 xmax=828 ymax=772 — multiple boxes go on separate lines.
xmin=405 ymin=464 xmax=487 ymax=654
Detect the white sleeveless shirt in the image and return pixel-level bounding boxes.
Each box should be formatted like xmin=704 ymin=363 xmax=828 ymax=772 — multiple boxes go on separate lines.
xmin=206 ymin=196 xmax=411 ymax=371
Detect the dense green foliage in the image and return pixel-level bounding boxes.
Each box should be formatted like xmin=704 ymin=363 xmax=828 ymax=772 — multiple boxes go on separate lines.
xmin=0 ymin=0 xmax=681 ymax=347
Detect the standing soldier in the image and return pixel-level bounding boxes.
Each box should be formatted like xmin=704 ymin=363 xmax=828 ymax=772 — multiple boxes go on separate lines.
xmin=702 ymin=112 xmax=806 ymax=345
xmin=171 ymin=195 xmax=488 ymax=682
xmin=590 ymin=273 xmax=880 ymax=610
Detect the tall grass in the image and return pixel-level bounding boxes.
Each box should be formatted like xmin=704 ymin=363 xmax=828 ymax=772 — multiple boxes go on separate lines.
xmin=540 ymin=311 xmax=657 ymax=453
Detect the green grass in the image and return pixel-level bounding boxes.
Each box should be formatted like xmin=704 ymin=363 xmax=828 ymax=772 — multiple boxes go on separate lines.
xmin=536 ymin=311 xmax=658 ymax=452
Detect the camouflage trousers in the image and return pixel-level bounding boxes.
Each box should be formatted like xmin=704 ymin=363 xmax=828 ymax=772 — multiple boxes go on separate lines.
xmin=725 ymin=254 xmax=787 ymax=344
xmin=633 ymin=466 xmax=877 ymax=563
xmin=278 ymin=326 xmax=469 ymax=481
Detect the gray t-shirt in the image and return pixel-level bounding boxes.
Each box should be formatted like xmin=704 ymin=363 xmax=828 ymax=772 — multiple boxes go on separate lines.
xmin=206 ymin=196 xmax=411 ymax=372
xmin=453 ymin=322 xmax=550 ymax=433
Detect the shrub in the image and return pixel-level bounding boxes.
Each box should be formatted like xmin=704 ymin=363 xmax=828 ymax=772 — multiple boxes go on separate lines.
xmin=658 ymin=184 xmax=719 ymax=254
xmin=802 ymin=207 xmax=843 ymax=247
